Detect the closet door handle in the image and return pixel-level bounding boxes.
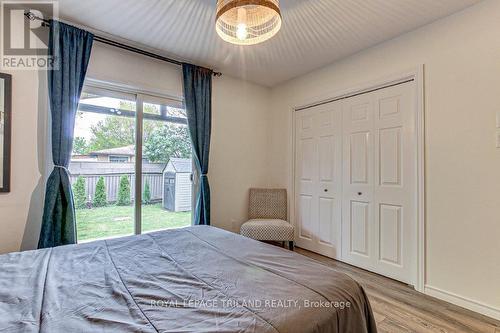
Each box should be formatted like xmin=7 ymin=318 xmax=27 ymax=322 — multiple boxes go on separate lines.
xmin=358 ymin=192 xmax=363 ymax=196
xmin=324 ymin=189 xmax=328 ymax=192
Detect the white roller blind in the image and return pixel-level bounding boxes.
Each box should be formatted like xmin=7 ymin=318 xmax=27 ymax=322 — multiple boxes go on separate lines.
xmin=85 ymin=43 xmax=184 ymax=105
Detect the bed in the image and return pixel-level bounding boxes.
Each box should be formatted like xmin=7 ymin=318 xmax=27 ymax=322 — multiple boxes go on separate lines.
xmin=0 ymin=226 xmax=376 ymax=333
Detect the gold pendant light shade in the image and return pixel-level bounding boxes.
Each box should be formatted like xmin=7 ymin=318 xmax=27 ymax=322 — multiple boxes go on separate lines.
xmin=216 ymin=0 xmax=282 ymax=46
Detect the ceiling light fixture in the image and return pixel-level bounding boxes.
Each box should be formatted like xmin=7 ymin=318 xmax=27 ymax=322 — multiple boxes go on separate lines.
xmin=216 ymin=0 xmax=282 ymax=46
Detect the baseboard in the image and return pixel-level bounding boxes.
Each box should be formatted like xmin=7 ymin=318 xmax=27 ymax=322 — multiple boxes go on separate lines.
xmin=424 ymin=285 xmax=500 ymax=321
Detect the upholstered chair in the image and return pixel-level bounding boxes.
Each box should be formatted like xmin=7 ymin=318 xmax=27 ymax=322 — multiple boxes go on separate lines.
xmin=240 ymin=188 xmax=294 ymax=250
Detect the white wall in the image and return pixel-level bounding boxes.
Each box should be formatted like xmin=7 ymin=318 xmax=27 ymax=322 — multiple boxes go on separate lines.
xmin=0 ymin=70 xmax=49 ymax=253
xmin=268 ymin=0 xmax=500 ymax=317
xmin=0 ymin=41 xmax=271 ymax=254
xmin=210 ymin=76 xmax=271 ymax=232
xmin=0 ymin=12 xmax=49 ymax=253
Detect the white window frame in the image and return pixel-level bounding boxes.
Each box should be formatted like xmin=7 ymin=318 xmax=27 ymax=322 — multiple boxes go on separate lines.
xmin=77 ymin=79 xmax=190 ymax=238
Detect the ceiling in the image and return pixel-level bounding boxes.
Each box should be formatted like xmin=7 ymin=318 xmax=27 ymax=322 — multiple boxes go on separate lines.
xmin=58 ymin=0 xmax=480 ymax=87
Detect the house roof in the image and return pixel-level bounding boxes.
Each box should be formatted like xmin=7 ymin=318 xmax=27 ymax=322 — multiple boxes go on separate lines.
xmin=89 ymin=145 xmax=135 ymax=156
xmin=167 ymin=158 xmax=192 ymax=173
xmin=69 ymin=161 xmax=166 ymax=175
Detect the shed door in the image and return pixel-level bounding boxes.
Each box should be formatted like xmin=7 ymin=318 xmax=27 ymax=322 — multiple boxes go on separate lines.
xmin=163 ymin=175 xmax=175 ymax=211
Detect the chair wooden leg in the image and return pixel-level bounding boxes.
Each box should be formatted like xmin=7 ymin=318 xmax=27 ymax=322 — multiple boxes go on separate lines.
xmin=289 ymin=241 xmax=294 ymax=251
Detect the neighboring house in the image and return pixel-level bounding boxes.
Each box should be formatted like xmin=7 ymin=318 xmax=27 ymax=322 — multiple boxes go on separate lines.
xmin=70 ymin=155 xmax=95 ymax=161
xmin=69 ymin=161 xmax=166 ymax=176
xmin=88 ymin=145 xmax=136 ymax=163
xmin=163 ymin=158 xmax=192 ymax=212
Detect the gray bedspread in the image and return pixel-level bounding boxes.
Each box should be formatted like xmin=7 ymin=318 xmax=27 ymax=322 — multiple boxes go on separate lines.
xmin=0 ymin=226 xmax=376 ymax=333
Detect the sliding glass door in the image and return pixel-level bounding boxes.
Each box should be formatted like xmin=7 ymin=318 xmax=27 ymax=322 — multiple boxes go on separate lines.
xmin=139 ymin=98 xmax=192 ymax=234
xmin=72 ymin=85 xmax=191 ymax=242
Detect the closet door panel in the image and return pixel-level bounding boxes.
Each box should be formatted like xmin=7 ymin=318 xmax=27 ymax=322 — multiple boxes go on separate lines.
xmin=373 ymin=83 xmax=416 ymax=284
xmin=342 ymin=94 xmax=375 ymax=269
xmin=296 ymin=110 xmax=316 ymax=244
xmin=295 ymin=102 xmax=342 ymax=258
xmin=341 ymin=81 xmax=416 ymax=284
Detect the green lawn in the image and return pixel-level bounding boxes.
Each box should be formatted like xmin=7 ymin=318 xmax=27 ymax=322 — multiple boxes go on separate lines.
xmin=76 ymin=203 xmax=191 ymax=242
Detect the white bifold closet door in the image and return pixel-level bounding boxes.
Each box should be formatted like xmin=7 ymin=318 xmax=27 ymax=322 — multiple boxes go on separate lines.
xmin=295 ymin=102 xmax=342 ymax=259
xmin=342 ymin=82 xmax=416 ymax=284
xmin=295 ymin=81 xmax=416 ymax=284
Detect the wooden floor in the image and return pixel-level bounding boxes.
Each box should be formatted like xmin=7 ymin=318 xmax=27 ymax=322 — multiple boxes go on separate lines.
xmin=296 ymin=247 xmax=500 ymax=333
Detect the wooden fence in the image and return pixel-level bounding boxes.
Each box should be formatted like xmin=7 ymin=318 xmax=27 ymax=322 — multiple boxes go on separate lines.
xmin=70 ymin=173 xmax=163 ymax=203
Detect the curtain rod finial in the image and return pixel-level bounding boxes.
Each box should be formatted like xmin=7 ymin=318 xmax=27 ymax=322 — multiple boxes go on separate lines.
xmin=24 ymin=11 xmax=35 ymax=20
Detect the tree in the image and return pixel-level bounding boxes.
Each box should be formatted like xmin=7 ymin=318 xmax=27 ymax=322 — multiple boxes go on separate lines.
xmin=93 ymin=177 xmax=107 ymax=207
xmin=144 ymin=124 xmax=191 ymax=163
xmin=143 ymin=181 xmax=151 ymax=205
xmin=82 ymin=102 xmax=191 ymax=161
xmin=116 ymin=175 xmax=131 ymax=206
xmin=85 ymin=114 xmax=160 ymax=152
xmin=73 ymin=176 xmax=87 ymax=209
xmin=88 ymin=117 xmax=136 ymax=152
xmin=73 ymin=137 xmax=89 ymax=155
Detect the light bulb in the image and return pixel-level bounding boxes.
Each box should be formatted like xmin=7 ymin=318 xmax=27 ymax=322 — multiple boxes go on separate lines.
xmin=236 ymin=23 xmax=248 ymax=41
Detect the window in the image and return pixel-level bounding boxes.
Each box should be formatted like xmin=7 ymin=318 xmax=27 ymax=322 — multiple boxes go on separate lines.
xmin=109 ymin=156 xmax=129 ymax=163
xmin=71 ymin=85 xmax=192 ymax=242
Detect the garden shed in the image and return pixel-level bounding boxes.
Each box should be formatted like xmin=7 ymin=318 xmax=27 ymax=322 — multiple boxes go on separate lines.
xmin=163 ymin=158 xmax=192 ymax=212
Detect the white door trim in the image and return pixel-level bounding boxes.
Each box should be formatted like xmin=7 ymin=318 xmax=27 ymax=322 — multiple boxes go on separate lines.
xmin=289 ymin=66 xmax=425 ymax=292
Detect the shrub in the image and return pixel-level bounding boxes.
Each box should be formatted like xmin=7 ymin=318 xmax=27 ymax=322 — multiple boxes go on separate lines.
xmin=143 ymin=181 xmax=151 ymax=205
xmin=73 ymin=176 xmax=87 ymax=209
xmin=117 ymin=175 xmax=131 ymax=206
xmin=93 ymin=176 xmax=107 ymax=207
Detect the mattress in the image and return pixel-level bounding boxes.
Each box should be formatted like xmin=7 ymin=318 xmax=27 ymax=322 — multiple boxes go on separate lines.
xmin=0 ymin=226 xmax=377 ymax=332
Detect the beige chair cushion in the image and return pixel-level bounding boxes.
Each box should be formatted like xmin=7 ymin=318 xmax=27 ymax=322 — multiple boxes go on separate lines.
xmin=248 ymin=188 xmax=287 ymax=220
xmin=240 ymin=219 xmax=294 ymax=241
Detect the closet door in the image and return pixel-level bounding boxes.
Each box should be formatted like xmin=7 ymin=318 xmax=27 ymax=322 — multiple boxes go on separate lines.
xmin=341 ymin=82 xmax=416 ymax=284
xmin=373 ymin=83 xmax=416 ymax=283
xmin=295 ymin=102 xmax=342 ymax=258
xmin=341 ymin=93 xmax=376 ymax=270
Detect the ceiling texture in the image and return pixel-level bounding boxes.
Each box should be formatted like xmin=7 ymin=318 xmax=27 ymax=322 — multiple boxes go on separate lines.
xmin=58 ymin=0 xmax=480 ymax=87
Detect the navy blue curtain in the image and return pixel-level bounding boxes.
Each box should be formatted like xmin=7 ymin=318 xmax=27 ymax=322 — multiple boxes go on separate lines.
xmin=38 ymin=21 xmax=94 ymax=249
xmin=182 ymin=64 xmax=212 ymax=226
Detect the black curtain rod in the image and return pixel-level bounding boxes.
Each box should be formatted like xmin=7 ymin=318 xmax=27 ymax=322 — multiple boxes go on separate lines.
xmin=24 ymin=11 xmax=222 ymax=77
